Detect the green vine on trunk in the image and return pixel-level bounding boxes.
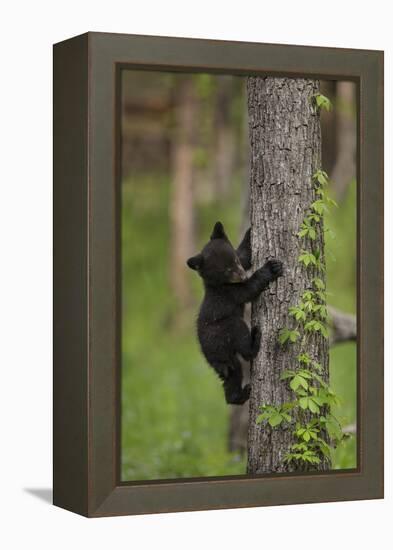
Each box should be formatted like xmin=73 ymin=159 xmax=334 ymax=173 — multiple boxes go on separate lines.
xmin=256 ymin=95 xmax=349 ymax=468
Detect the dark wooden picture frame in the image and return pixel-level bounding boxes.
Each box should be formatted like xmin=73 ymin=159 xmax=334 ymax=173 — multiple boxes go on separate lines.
xmin=53 ymin=32 xmax=383 ymax=517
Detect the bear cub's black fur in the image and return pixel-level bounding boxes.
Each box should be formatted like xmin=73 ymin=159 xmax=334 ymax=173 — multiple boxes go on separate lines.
xmin=187 ymin=221 xmax=283 ymax=405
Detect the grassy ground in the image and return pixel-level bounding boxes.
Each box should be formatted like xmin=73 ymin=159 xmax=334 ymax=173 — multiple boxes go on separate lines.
xmin=326 ymin=180 xmax=357 ymax=469
xmin=121 ymin=176 xmax=357 ymax=481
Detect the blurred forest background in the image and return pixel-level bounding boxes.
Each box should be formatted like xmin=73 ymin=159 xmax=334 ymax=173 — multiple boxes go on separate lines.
xmin=121 ymin=70 xmax=357 ymax=481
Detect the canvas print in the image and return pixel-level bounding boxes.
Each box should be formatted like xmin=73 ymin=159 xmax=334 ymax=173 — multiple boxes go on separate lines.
xmin=120 ymin=70 xmax=357 ymax=481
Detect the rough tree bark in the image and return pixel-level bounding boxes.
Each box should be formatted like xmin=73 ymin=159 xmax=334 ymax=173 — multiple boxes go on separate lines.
xmin=246 ymin=77 xmax=329 ymax=474
xmin=228 ymin=106 xmax=252 ymax=454
xmin=170 ymin=77 xmax=197 ymax=314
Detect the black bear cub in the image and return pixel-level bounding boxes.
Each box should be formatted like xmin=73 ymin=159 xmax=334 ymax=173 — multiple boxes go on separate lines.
xmin=187 ymin=222 xmax=283 ymax=405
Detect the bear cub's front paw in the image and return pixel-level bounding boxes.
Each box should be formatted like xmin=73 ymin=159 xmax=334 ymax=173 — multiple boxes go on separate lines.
xmin=251 ymin=326 xmax=261 ymax=358
xmin=265 ymin=259 xmax=283 ymax=280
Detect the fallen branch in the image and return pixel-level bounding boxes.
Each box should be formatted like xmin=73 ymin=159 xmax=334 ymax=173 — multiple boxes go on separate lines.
xmin=329 ymin=306 xmax=356 ymax=345
xmin=342 ymin=423 xmax=356 ymax=435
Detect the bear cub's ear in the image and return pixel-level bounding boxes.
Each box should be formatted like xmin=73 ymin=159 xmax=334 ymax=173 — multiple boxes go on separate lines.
xmin=187 ymin=254 xmax=203 ymax=271
xmin=210 ymin=221 xmax=229 ymax=241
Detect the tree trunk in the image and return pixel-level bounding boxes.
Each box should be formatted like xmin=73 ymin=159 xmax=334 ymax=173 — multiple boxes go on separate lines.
xmin=228 ymin=99 xmax=252 ymax=455
xmin=170 ymin=77 xmax=197 ymax=314
xmin=214 ymin=76 xmax=235 ymax=198
xmin=246 ymin=77 xmax=329 ymax=474
xmin=330 ymin=81 xmax=356 ymax=200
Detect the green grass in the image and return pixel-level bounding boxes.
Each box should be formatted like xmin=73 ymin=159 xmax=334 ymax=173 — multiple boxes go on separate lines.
xmin=121 ymin=176 xmax=357 ymax=480
xmin=325 ymin=180 xmax=357 ymax=314
xmin=330 ymin=342 xmax=357 ymax=469
xmin=121 ymin=175 xmax=246 ymax=480
xmin=325 ymin=180 xmax=357 ymax=468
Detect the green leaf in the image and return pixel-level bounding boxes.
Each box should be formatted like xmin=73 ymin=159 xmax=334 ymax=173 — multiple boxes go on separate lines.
xmin=282 ymin=401 xmax=297 ymax=412
xmin=289 ymin=330 xmax=300 ymax=343
xmin=298 ymin=251 xmax=317 ymax=267
xmin=279 ymin=328 xmax=301 ymax=344
xmin=308 ymin=399 xmax=320 ymax=414
xmin=298 ymin=396 xmax=320 ymax=414
xmin=257 ymin=404 xmax=293 ymax=428
xmin=313 ymin=169 xmax=330 ymax=186
xmin=315 ymin=438 xmax=332 ymax=459
xmin=269 ymin=413 xmax=283 ymax=427
xmin=256 ymin=414 xmax=266 ymax=424
xmin=299 ymin=397 xmax=309 ymax=410
xmin=280 ymin=369 xmax=296 ymax=380
xmin=311 ymin=199 xmax=328 ymax=215
xmin=317 ymin=388 xmax=340 ymax=406
xmin=309 ymin=371 xmax=328 ymax=388
xmin=289 ymin=306 xmax=306 ymax=322
xmin=312 ymin=362 xmax=322 ymax=372
xmin=325 ymin=415 xmax=343 ymax=441
xmin=291 ymin=442 xmax=308 ymax=452
xmin=297 ymin=353 xmax=311 ymax=365
xmin=297 ymin=369 xmax=313 ymax=379
xmin=316 ymin=290 xmax=327 ymax=302
xmin=313 ymin=93 xmax=333 ymax=112
xmin=327 ymin=196 xmax=338 ymax=208
xmin=320 ymin=323 xmax=329 ymax=338
xmin=298 ymin=222 xmax=317 ymax=240
xmin=304 ymin=320 xmax=317 ymax=332
xmin=290 ymin=374 xmax=309 ymax=391
xmin=318 ymin=305 xmax=328 ymax=320
xmin=278 ymin=328 xmax=291 ymax=344
xmin=312 ymin=277 xmax=325 ymax=290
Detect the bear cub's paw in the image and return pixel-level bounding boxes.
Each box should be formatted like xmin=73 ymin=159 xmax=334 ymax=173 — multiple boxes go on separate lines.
xmin=265 ymin=259 xmax=284 ymax=280
xmin=241 ymin=384 xmax=251 ymax=402
xmin=251 ymin=326 xmax=261 ymax=358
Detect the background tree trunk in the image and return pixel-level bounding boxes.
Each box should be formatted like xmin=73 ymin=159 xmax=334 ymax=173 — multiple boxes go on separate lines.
xmin=214 ymin=76 xmax=235 ymax=198
xmin=246 ymin=77 xmax=329 ymax=474
xmin=169 ymin=77 xmax=197 ymax=315
xmin=330 ymin=81 xmax=356 ymax=200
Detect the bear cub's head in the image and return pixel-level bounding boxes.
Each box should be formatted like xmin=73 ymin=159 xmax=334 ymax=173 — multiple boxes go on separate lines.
xmin=187 ymin=221 xmax=247 ymax=286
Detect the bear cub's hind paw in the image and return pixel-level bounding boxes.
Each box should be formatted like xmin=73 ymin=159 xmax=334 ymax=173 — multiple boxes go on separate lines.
xmin=251 ymin=326 xmax=261 ymax=358
xmin=242 ymin=383 xmax=251 ymax=402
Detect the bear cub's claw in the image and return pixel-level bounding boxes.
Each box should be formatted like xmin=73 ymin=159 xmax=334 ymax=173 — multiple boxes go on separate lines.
xmin=265 ymin=259 xmax=284 ymax=279
xmin=242 ymin=384 xmax=251 ymax=401
xmin=251 ymin=326 xmax=261 ymax=358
